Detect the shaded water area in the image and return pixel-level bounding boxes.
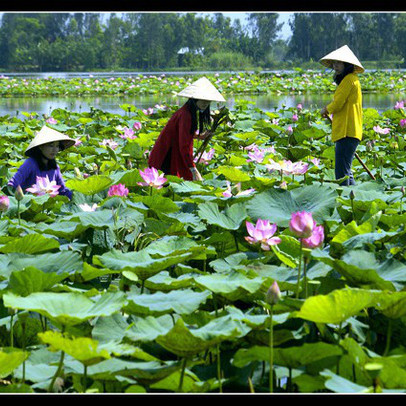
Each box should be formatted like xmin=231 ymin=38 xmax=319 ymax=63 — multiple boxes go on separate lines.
xmin=0 ymin=92 xmax=404 ymax=119
xmin=0 ymin=71 xmax=405 ymax=117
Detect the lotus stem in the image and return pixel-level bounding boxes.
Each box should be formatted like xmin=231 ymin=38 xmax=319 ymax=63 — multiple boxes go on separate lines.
xmin=83 ymin=365 xmax=88 ymax=392
xmin=10 ymin=311 xmax=14 ymax=348
xmin=383 ymin=318 xmax=393 ymax=356
xmin=217 ymin=343 xmax=223 ymax=393
xmin=268 ymin=305 xmax=274 ymax=393
xmin=296 ymin=239 xmax=303 ymax=298
xmin=178 ymin=357 xmax=187 ymax=392
xmin=17 ymin=200 xmax=21 ymax=225
xmin=48 ymin=327 xmax=66 ymax=393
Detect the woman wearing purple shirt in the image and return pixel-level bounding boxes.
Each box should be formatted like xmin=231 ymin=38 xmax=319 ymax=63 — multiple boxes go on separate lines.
xmin=8 ymin=126 xmax=75 ymax=199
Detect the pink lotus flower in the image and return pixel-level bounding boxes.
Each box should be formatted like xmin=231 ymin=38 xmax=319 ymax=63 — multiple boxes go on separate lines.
xmin=100 ymin=139 xmax=119 ymax=150
xmin=400 ymin=119 xmax=406 ymax=128
xmin=74 ymin=138 xmax=82 ymax=147
xmin=302 ymin=224 xmax=324 ymax=249
xmin=297 ymin=103 xmax=303 ymax=111
xmin=143 ymin=107 xmax=154 ymax=115
xmin=0 ymin=195 xmax=9 ymax=212
xmin=247 ymin=148 xmax=265 ymax=164
xmin=373 ymin=125 xmax=390 ymax=135
xmin=195 ymin=148 xmax=215 ymax=165
xmin=287 ymin=125 xmax=293 ymax=135
xmin=310 ymin=158 xmax=320 ymax=167
xmin=222 ymin=181 xmax=255 ymax=198
xmin=79 ymin=203 xmax=98 ymax=212
xmin=245 ymin=219 xmax=281 ymax=251
xmin=46 ymin=117 xmax=57 ymax=124
xmin=120 ymin=127 xmax=137 ymax=140
xmin=292 ymin=114 xmax=298 ymax=122
xmin=289 ymin=211 xmax=314 ymax=238
xmin=394 ymin=100 xmax=404 ymax=110
xmin=133 ymin=121 xmax=142 ymax=131
xmin=137 ymin=167 xmax=167 ymax=189
xmin=26 ymin=176 xmax=61 ymax=197
xmin=292 ymin=161 xmax=309 ymax=175
xmin=108 ymin=184 xmax=129 ymax=197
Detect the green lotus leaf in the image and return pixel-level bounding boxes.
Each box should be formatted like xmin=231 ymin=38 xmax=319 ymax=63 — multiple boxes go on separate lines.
xmin=214 ymin=165 xmax=251 ymax=182
xmin=125 ymin=288 xmax=211 ymax=316
xmin=194 ymin=271 xmax=268 ymax=302
xmin=197 ymin=202 xmax=247 ymax=230
xmin=65 ymin=209 xmax=116 ymax=229
xmin=0 ymin=251 xmax=82 ymax=280
xmin=144 ymin=271 xmax=198 ymax=292
xmin=34 ymin=221 xmax=88 ymax=239
xmin=373 ymin=291 xmax=406 ymax=319
xmin=86 ymin=358 xmax=179 ymax=384
xmin=0 ymin=348 xmax=30 ymax=379
xmin=0 ymin=233 xmax=59 ymax=254
xmin=233 ymin=342 xmax=343 ymax=369
xmin=131 ymin=195 xmax=179 ymax=214
xmin=39 ymin=330 xmax=110 ymax=366
xmin=170 ymin=181 xmax=207 ymax=194
xmin=320 ymin=370 xmax=369 ymax=393
xmin=125 ymin=315 xmax=176 ymax=343
xmin=66 ymin=175 xmax=113 ymax=195
xmin=312 ymin=249 xmax=406 ymax=290
xmin=143 ymin=235 xmax=199 ymax=256
xmin=295 ymin=287 xmax=379 ymax=324
xmin=278 ymin=146 xmax=312 ymax=161
xmin=156 ymin=316 xmax=250 ymax=358
xmin=93 ymin=247 xmax=205 ymax=281
xmin=247 ymin=184 xmax=337 ymax=227
xmin=3 ymin=291 xmax=127 ymax=326
xmin=150 ymin=370 xmax=219 ymax=393
xmin=8 ymin=266 xmax=68 ymax=296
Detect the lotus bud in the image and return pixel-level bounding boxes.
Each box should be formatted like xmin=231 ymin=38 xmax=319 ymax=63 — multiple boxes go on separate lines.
xmin=74 ymin=167 xmax=81 ymax=178
xmin=349 ymin=190 xmax=355 ymax=200
xmin=0 ymin=195 xmax=9 ymax=212
xmin=14 ymin=185 xmax=24 ymax=201
xmin=266 ymin=281 xmax=281 ymax=305
xmin=401 ymin=186 xmax=405 ymax=196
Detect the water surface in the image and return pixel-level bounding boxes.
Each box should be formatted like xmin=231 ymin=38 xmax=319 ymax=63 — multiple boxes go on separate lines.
xmin=0 ymin=92 xmax=404 ymax=118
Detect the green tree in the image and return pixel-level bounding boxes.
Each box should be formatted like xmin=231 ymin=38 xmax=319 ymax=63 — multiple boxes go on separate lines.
xmin=247 ymin=13 xmax=283 ymax=63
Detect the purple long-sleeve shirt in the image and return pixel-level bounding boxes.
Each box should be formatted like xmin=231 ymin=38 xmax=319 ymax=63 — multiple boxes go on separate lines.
xmin=8 ymin=157 xmax=72 ymax=199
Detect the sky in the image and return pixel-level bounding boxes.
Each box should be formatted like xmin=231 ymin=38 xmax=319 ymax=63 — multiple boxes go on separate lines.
xmin=218 ymin=12 xmax=293 ymax=40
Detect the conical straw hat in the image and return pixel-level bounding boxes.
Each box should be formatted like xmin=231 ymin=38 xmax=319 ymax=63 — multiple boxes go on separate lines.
xmin=320 ymin=45 xmax=364 ymax=73
xmin=177 ymin=76 xmax=226 ymax=102
xmin=25 ymin=125 xmax=76 ymax=156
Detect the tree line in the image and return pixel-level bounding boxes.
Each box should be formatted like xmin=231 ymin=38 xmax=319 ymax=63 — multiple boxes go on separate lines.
xmin=0 ymin=12 xmax=404 ymax=72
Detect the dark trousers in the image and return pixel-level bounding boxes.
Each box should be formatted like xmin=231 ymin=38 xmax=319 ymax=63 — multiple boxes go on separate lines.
xmin=335 ymin=137 xmax=360 ymax=186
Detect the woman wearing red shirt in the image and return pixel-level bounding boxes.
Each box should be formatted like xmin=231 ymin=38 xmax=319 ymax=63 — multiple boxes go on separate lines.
xmin=148 ymin=77 xmax=225 ymax=181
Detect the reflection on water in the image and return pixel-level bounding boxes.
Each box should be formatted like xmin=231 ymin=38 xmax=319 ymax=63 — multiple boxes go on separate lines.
xmin=0 ymin=92 xmax=405 ymax=118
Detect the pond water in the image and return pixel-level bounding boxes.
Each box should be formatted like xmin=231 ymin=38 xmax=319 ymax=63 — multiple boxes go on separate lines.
xmin=0 ymin=92 xmax=404 ymax=118
xmin=0 ymin=70 xmax=404 ymax=117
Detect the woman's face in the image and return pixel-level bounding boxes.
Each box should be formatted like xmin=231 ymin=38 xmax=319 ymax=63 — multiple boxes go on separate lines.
xmin=332 ymin=61 xmax=345 ymax=75
xmin=196 ymin=99 xmax=210 ymax=111
xmin=39 ymin=141 xmax=60 ymax=160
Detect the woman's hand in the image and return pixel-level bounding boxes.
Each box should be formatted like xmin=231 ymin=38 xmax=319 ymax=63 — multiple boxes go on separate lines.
xmin=195 ymin=131 xmax=211 ymax=140
xmin=190 ymin=167 xmax=203 ymax=181
xmin=320 ymin=107 xmax=329 ymax=117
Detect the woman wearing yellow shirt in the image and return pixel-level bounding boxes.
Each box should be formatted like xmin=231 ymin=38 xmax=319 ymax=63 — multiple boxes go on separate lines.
xmin=320 ymin=45 xmax=364 ymax=186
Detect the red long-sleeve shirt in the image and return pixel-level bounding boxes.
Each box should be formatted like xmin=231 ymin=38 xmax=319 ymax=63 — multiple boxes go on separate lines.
xmin=148 ymin=104 xmax=195 ymax=180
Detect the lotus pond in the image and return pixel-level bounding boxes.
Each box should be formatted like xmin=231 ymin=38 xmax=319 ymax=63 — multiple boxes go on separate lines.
xmin=0 ymin=76 xmax=406 ymax=394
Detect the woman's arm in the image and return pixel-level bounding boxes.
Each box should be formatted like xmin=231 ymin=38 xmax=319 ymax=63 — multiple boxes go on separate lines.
xmin=7 ymin=158 xmax=34 ymax=189
xmin=54 ymin=167 xmax=73 ymax=200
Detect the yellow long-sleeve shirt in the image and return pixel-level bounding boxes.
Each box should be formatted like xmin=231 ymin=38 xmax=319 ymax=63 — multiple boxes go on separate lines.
xmin=327 ymin=72 xmax=363 ymax=142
